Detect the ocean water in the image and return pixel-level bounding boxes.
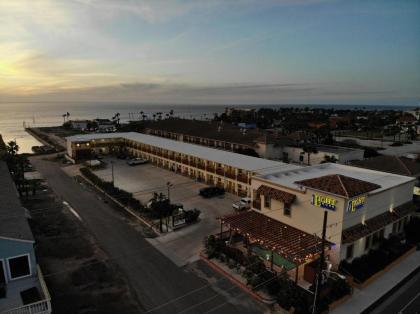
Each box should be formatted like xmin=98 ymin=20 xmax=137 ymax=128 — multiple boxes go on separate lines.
xmin=0 ymin=102 xmax=415 ymax=153
xmin=0 ymin=102 xmax=227 ymax=153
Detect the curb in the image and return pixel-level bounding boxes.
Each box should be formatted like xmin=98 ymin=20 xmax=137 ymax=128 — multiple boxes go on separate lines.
xmin=361 ymin=264 xmax=420 ymax=314
xmin=199 ymin=252 xmax=275 ymax=305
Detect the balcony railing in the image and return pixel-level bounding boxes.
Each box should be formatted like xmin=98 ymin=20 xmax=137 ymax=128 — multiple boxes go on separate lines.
xmin=216 ymin=168 xmax=224 ymax=176
xmin=206 ymin=165 xmax=215 ymax=172
xmin=2 ymin=266 xmax=51 ymax=314
xmin=225 ymin=172 xmax=236 ymax=180
xmin=237 ymin=174 xmax=249 ymax=184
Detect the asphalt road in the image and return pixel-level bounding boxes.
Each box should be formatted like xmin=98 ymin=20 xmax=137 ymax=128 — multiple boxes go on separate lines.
xmin=31 ymin=157 xmax=266 ymax=314
xmin=369 ymin=267 xmax=420 ymax=314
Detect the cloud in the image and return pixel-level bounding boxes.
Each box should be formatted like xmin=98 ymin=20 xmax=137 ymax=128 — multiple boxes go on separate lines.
xmin=2 ymin=80 xmax=413 ymax=105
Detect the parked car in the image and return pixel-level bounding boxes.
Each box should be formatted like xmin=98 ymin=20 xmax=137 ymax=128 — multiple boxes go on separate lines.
xmin=199 ymin=186 xmax=225 ymax=198
xmin=232 ymin=197 xmax=251 ymax=211
xmin=127 ymin=158 xmax=148 ymax=166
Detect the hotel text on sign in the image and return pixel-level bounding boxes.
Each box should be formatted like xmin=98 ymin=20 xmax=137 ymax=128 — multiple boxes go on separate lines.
xmin=311 ymin=194 xmax=337 ymax=211
xmin=347 ymin=196 xmax=366 ymax=213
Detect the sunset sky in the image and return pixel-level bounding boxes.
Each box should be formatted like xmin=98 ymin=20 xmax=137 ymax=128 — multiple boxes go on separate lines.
xmin=0 ymin=0 xmax=419 ymax=104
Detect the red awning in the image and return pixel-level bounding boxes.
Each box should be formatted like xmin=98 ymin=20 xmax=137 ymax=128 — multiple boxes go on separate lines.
xmin=256 ymin=185 xmax=296 ymax=204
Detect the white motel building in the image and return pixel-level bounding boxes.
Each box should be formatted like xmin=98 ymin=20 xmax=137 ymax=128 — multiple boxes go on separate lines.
xmin=66 ymin=132 xmax=416 ymax=272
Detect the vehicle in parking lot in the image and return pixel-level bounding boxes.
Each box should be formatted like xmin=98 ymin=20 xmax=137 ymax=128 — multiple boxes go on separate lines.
xmin=127 ymin=158 xmax=148 ymax=166
xmin=232 ymin=197 xmax=251 ymax=211
xmin=199 ymin=186 xmax=225 ymax=198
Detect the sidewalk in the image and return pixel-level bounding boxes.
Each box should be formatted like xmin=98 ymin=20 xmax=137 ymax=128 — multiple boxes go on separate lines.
xmin=332 ymin=250 xmax=420 ymax=314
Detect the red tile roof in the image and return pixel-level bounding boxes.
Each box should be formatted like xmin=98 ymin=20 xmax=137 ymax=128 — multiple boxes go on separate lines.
xmin=295 ymin=174 xmax=381 ymax=198
xmin=221 ymin=210 xmax=330 ymax=264
xmin=342 ymin=202 xmax=416 ymax=244
xmin=256 ymin=185 xmax=296 ymax=204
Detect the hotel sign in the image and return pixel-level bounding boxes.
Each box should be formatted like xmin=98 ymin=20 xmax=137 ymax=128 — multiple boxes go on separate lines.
xmin=347 ymin=196 xmax=366 ymax=213
xmin=311 ymin=194 xmax=337 ymax=211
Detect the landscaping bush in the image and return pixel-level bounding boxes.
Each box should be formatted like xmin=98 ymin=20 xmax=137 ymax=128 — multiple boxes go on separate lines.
xmin=276 ymin=277 xmax=315 ymax=314
xmin=339 ymin=236 xmax=413 ymax=283
xmin=405 ymin=217 xmax=420 ymax=245
xmin=390 ymin=141 xmax=403 ymax=147
xmin=80 ymin=167 xmax=144 ymax=212
xmin=184 ymin=209 xmax=201 ymax=224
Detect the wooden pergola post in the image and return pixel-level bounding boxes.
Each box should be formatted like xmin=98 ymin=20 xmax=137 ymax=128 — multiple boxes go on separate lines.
xmin=270 ymin=250 xmax=274 ymax=271
xmin=295 ymin=265 xmax=299 ymax=283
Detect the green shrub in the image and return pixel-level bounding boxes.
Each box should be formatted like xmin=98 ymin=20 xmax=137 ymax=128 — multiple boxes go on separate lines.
xmin=80 ymin=167 xmax=144 ymax=212
xmin=184 ymin=209 xmax=200 ymax=223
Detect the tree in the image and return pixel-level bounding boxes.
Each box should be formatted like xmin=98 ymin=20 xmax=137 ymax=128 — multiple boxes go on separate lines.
xmin=150 ymin=192 xmax=171 ymax=232
xmin=302 ymin=145 xmax=318 ymax=165
xmin=6 ymin=140 xmax=19 ymax=156
xmin=364 ymin=148 xmax=380 ymax=158
xmin=322 ymin=155 xmax=337 ymax=163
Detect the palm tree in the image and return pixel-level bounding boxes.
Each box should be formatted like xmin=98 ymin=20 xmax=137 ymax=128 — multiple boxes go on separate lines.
xmin=62 ymin=114 xmax=67 ymax=123
xmin=6 ymin=140 xmax=19 ymax=156
xmin=302 ymin=145 xmax=318 ymax=166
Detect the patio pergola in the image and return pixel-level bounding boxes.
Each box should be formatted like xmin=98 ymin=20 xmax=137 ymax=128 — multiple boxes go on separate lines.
xmin=220 ymin=210 xmax=331 ymax=281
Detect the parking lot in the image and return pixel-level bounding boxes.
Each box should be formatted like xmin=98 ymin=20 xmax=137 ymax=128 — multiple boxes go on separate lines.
xmin=92 ymin=157 xmax=239 ymax=266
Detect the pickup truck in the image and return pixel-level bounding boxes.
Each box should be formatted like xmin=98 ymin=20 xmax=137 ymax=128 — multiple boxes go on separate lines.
xmin=232 ymin=197 xmax=251 ymax=211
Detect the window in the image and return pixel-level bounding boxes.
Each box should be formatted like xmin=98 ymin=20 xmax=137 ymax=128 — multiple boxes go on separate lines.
xmin=346 ymin=244 xmax=354 ymax=260
xmin=7 ymin=255 xmax=31 ymax=280
xmin=284 ymin=205 xmax=291 ymax=217
xmin=264 ymin=196 xmax=271 ymax=208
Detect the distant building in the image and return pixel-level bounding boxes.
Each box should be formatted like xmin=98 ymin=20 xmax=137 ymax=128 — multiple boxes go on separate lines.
xmin=351 ymin=155 xmax=420 ymax=178
xmin=351 ymin=155 xmax=420 ymax=199
xmin=139 ymin=119 xmax=363 ymax=165
xmin=0 ymin=161 xmax=51 ymax=314
xmin=69 ymin=120 xmax=89 ymax=130
xmin=282 ymin=144 xmax=364 ymax=165
xmin=94 ymin=119 xmax=116 ymax=132
xmin=398 ymin=113 xmax=417 ymax=124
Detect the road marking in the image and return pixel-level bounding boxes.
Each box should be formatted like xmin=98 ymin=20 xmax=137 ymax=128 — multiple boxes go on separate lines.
xmin=62 ymin=200 xmax=83 ymax=222
xmin=399 ymin=291 xmax=420 ymax=314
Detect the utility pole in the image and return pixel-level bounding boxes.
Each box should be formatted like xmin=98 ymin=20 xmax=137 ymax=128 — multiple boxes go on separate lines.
xmin=111 ymin=161 xmax=114 ymax=186
xmin=312 ymin=210 xmax=328 ymax=314
xmin=166 ymin=181 xmax=173 ymax=201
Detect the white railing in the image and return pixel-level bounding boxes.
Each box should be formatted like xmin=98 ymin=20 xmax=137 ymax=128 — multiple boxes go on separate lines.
xmin=1 ymin=266 xmax=51 ymax=314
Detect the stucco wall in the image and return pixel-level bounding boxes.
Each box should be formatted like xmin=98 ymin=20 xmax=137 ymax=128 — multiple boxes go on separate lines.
xmin=342 ymin=180 xmax=415 ymax=230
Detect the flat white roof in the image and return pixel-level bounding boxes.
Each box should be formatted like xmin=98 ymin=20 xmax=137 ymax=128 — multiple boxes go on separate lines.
xmin=256 ymin=163 xmax=415 ymax=193
xmin=66 ymin=132 xmax=301 ymax=173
